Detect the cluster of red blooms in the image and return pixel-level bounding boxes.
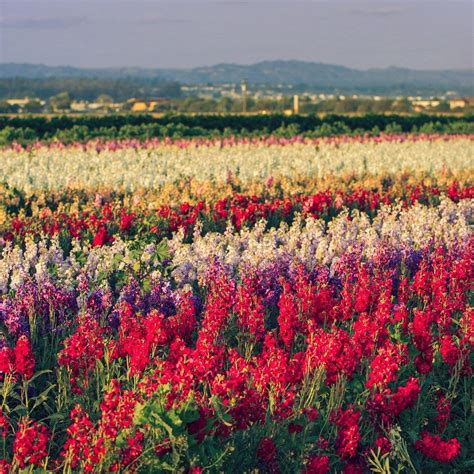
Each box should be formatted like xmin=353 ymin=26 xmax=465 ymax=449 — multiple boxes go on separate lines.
xmin=0 ymin=336 xmax=35 ymax=380
xmin=61 ymin=405 xmax=97 ymax=471
xmin=4 ymin=183 xmax=472 ymax=244
xmin=257 ymin=437 xmax=279 ymax=472
xmin=0 ymin=239 xmax=472 ymax=471
xmin=0 ymin=411 xmax=9 ymax=438
xmin=235 ymin=276 xmax=266 ymax=340
xmin=331 ymin=407 xmax=361 ymax=460
xmin=434 ymin=392 xmax=451 ymax=433
xmin=415 ymin=432 xmax=461 ymax=463
xmin=302 ymin=454 xmax=330 ymax=474
xmin=12 ymin=418 xmax=49 ymax=469
xmin=305 ymin=327 xmax=357 ymax=385
xmin=110 ymin=292 xmax=196 ymax=377
xmin=57 ymin=317 xmax=105 ymax=393
xmin=365 ymin=342 xmax=407 ymax=390
xmin=61 ymin=380 xmax=142 ymax=472
xmin=366 ymin=377 xmax=421 ymax=427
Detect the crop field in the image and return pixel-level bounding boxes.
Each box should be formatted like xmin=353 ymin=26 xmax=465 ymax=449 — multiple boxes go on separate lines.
xmin=0 ymin=133 xmax=472 ymax=472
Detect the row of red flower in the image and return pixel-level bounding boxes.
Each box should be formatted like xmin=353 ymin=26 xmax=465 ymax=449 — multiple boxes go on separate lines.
xmin=3 ymin=182 xmax=472 ymax=246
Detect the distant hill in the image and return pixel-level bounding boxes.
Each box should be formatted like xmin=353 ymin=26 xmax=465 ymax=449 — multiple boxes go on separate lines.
xmin=1 ymin=61 xmax=473 ymax=95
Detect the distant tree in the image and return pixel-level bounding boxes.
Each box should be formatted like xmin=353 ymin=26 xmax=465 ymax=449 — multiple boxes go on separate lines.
xmin=23 ymin=99 xmax=44 ymax=113
xmin=216 ymin=97 xmax=233 ymax=113
xmin=391 ymin=98 xmax=412 ymax=113
xmin=433 ymin=101 xmax=450 ymax=113
xmin=153 ymin=101 xmax=175 ymax=113
xmin=120 ymin=101 xmax=133 ymax=112
xmin=0 ymin=100 xmax=14 ymax=113
xmin=372 ymin=99 xmax=394 ymax=113
xmin=316 ymin=99 xmax=338 ymax=113
xmin=245 ymin=97 xmax=256 ymax=112
xmin=154 ymin=82 xmax=182 ymax=99
xmin=356 ymin=101 xmax=372 ymax=114
xmin=50 ymin=92 xmax=72 ymax=111
xmin=177 ymin=97 xmax=217 ymax=113
xmin=334 ymin=99 xmax=358 ymax=114
xmin=253 ymin=98 xmax=280 ymax=112
xmin=95 ymin=94 xmax=114 ymax=104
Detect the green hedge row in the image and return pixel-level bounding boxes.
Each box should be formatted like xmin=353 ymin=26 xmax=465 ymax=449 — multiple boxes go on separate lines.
xmin=0 ymin=113 xmax=473 ymax=145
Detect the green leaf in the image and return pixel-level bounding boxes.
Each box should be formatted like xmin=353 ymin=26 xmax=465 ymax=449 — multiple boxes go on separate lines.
xmin=31 ymin=384 xmax=56 ymax=411
xmin=142 ymin=278 xmax=151 ymax=293
xmin=155 ymin=240 xmax=170 ymax=261
xmin=27 ymin=369 xmax=53 ymax=383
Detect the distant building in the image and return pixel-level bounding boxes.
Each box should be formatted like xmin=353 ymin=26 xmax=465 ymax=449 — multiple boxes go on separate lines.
xmin=88 ymin=102 xmax=107 ymax=111
xmin=131 ymin=101 xmax=148 ymax=113
xmin=448 ymin=97 xmax=474 ymax=109
xmin=71 ymin=101 xmax=89 ymax=112
xmin=6 ymin=98 xmax=46 ymax=112
xmin=293 ymin=95 xmax=299 ymax=114
xmin=411 ymin=99 xmax=441 ymax=112
xmin=71 ymin=100 xmax=122 ymax=112
xmin=6 ymin=98 xmax=31 ymax=107
xmin=130 ymin=99 xmax=171 ymax=113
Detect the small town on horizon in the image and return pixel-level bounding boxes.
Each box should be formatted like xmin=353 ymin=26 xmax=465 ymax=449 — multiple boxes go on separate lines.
xmin=1 ymin=60 xmax=473 ymax=115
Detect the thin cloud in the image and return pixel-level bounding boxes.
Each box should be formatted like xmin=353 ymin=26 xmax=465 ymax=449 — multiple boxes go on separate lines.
xmin=347 ymin=6 xmax=408 ymax=17
xmin=138 ymin=16 xmax=191 ymax=25
xmin=0 ymin=15 xmax=87 ymax=29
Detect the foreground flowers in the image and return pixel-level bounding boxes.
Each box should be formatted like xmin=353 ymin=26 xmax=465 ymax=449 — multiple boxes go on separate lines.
xmin=0 ymin=219 xmax=471 ymax=472
xmin=0 ymin=136 xmax=472 ymax=472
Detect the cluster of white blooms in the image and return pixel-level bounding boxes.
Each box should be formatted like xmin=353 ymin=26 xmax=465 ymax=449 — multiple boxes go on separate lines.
xmin=168 ymin=198 xmax=473 ymax=285
xmin=1 ymin=138 xmax=472 ymax=192
xmin=1 ymin=198 xmax=471 ymax=294
xmin=0 ymin=236 xmax=162 ymax=294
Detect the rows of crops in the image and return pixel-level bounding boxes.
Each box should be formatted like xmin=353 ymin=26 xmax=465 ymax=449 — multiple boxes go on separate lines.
xmin=0 ymin=134 xmax=472 ymax=472
xmin=1 ymin=113 xmax=473 ymax=145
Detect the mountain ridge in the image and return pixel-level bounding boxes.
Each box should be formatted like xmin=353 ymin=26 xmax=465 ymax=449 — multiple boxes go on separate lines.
xmin=1 ymin=61 xmax=473 ymax=95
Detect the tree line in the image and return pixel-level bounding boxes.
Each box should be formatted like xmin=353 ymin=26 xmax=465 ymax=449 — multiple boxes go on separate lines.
xmin=0 ymin=78 xmax=182 ymax=102
xmin=0 ymin=113 xmax=472 ymax=145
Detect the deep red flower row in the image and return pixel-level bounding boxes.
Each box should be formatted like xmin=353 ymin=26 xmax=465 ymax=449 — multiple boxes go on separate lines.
xmin=3 ymin=182 xmax=472 ymax=246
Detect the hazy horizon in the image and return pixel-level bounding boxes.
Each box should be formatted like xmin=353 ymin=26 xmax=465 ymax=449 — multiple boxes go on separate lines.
xmin=2 ymin=59 xmax=474 ymax=73
xmin=1 ymin=1 xmax=473 ymax=71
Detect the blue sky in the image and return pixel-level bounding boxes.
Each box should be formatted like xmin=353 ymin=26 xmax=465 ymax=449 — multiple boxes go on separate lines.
xmin=0 ymin=0 xmax=472 ymax=70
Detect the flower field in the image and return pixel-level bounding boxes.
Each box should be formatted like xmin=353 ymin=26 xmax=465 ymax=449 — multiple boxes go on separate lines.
xmin=0 ymin=134 xmax=472 ymax=473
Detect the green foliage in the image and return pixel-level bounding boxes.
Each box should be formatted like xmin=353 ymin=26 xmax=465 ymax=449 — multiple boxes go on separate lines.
xmin=0 ymin=126 xmax=37 ymax=146
xmin=0 ymin=113 xmax=472 ymax=145
xmin=0 ymin=77 xmax=183 ymax=101
xmin=50 ymin=92 xmax=73 ymax=111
